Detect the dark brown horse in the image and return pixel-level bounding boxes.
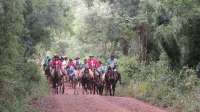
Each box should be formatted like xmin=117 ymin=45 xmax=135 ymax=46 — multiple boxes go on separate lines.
xmin=105 ymin=68 xmax=121 ymax=96
xmin=51 ymin=67 xmax=65 ymax=95
xmin=81 ymin=68 xmax=93 ymax=94
xmin=44 ymin=64 xmax=52 ymax=84
xmin=95 ymin=75 xmax=104 ymax=95
xmin=92 ymin=69 xmax=104 ymax=95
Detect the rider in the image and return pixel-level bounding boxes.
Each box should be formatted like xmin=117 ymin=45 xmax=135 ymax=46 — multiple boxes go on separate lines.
xmin=74 ymin=57 xmax=81 ymax=70
xmin=107 ymin=54 xmax=117 ymax=71
xmin=67 ymin=59 xmax=76 ymax=78
xmin=51 ymin=55 xmax=62 ymax=70
xmin=61 ymin=57 xmax=68 ymax=74
xmin=67 ymin=59 xmax=75 ymax=68
xmin=95 ymin=57 xmax=103 ymax=74
xmin=88 ymin=55 xmax=98 ymax=70
xmin=43 ymin=56 xmax=51 ymax=71
xmin=83 ymin=59 xmax=89 ymax=67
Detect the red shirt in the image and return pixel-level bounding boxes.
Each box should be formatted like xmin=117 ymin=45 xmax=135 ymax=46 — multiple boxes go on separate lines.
xmin=88 ymin=58 xmax=98 ymax=69
xmin=52 ymin=60 xmax=62 ymax=70
xmin=96 ymin=59 xmax=102 ymax=68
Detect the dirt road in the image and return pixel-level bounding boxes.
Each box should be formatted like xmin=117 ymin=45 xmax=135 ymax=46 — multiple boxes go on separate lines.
xmin=34 ymin=84 xmax=167 ymax=112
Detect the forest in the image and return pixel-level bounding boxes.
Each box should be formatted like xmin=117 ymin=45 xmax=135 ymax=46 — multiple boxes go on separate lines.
xmin=1 ymin=0 xmax=200 ymax=112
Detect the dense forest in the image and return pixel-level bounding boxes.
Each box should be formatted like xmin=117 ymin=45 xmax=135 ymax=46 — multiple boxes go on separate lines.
xmin=1 ymin=0 xmax=200 ymax=112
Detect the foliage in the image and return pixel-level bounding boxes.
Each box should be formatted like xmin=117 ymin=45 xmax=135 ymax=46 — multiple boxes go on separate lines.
xmin=0 ymin=0 xmax=70 ymax=112
xmin=116 ymin=54 xmax=200 ymax=111
xmin=1 ymin=0 xmax=200 ymax=111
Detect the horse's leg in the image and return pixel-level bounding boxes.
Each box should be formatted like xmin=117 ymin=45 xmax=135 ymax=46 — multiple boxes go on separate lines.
xmin=75 ymin=80 xmax=78 ymax=95
xmin=85 ymin=83 xmax=88 ymax=95
xmin=58 ymin=85 xmax=61 ymax=94
xmin=109 ymin=85 xmax=112 ymax=96
xmin=98 ymin=86 xmax=101 ymax=95
xmin=85 ymin=85 xmax=87 ymax=95
xmin=89 ymin=81 xmax=92 ymax=94
xmin=81 ymin=82 xmax=85 ymax=95
xmin=101 ymin=86 xmax=104 ymax=95
xmin=91 ymin=82 xmax=93 ymax=95
xmin=93 ymin=83 xmax=96 ymax=95
xmin=73 ymin=81 xmax=75 ymax=95
xmin=105 ymin=84 xmax=107 ymax=96
xmin=109 ymin=82 xmax=112 ymax=96
xmin=105 ymin=85 xmax=109 ymax=96
xmin=99 ymin=84 xmax=103 ymax=95
xmin=62 ymin=78 xmax=65 ymax=94
xmin=95 ymin=84 xmax=97 ymax=95
xmin=52 ymin=79 xmax=56 ymax=95
xmin=56 ymin=85 xmax=58 ymax=94
xmin=112 ymin=83 xmax=116 ymax=96
xmin=99 ymin=87 xmax=102 ymax=95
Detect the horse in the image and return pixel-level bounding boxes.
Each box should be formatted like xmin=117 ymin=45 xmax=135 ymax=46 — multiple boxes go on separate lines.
xmin=81 ymin=68 xmax=93 ymax=95
xmin=44 ymin=64 xmax=52 ymax=85
xmin=105 ymin=68 xmax=121 ymax=96
xmin=92 ymin=68 xmax=104 ymax=95
xmin=94 ymin=70 xmax=104 ymax=95
xmin=67 ymin=66 xmax=80 ymax=95
xmin=51 ymin=66 xmax=65 ymax=95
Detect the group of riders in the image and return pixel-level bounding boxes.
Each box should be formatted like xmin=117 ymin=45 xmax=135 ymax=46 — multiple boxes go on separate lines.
xmin=43 ymin=54 xmax=121 ymax=96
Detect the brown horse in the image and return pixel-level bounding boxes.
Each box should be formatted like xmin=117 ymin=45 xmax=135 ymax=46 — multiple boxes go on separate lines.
xmin=95 ymin=73 xmax=104 ymax=95
xmin=92 ymin=69 xmax=104 ymax=95
xmin=81 ymin=68 xmax=93 ymax=95
xmin=44 ymin=64 xmax=52 ymax=84
xmin=105 ymin=68 xmax=121 ymax=96
xmin=51 ymin=67 xmax=65 ymax=95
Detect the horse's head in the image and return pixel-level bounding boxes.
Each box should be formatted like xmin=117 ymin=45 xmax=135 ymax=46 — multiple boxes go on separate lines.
xmin=84 ymin=68 xmax=89 ymax=73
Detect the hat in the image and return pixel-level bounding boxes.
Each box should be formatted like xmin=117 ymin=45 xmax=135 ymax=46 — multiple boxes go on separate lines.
xmin=75 ymin=57 xmax=80 ymax=60
xmin=89 ymin=55 xmax=94 ymax=58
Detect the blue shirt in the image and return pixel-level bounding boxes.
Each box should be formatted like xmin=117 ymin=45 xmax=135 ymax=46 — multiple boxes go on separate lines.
xmin=107 ymin=58 xmax=117 ymax=68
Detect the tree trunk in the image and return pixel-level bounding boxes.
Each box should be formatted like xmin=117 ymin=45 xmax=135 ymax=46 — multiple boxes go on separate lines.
xmin=122 ymin=40 xmax=129 ymax=56
xmin=138 ymin=23 xmax=148 ymax=63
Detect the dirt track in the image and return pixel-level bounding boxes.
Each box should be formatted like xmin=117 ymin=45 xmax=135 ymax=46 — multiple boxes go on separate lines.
xmin=34 ymin=83 xmax=167 ymax=112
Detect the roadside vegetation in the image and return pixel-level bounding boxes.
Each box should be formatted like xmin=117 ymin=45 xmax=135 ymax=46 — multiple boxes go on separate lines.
xmin=116 ymin=55 xmax=200 ymax=112
xmin=1 ymin=0 xmax=200 ymax=112
xmin=0 ymin=0 xmax=71 ymax=112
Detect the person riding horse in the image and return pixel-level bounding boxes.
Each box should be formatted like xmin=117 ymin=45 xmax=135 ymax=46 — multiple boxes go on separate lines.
xmin=67 ymin=59 xmax=76 ymax=82
xmin=43 ymin=56 xmax=51 ymax=71
xmin=107 ymin=54 xmax=118 ymax=71
xmin=81 ymin=67 xmax=93 ymax=94
xmin=105 ymin=64 xmax=121 ymax=96
xmin=50 ymin=55 xmax=65 ymax=94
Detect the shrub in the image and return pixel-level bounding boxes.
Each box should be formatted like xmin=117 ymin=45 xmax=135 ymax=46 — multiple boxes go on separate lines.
xmin=116 ymin=55 xmax=200 ymax=111
xmin=0 ymin=61 xmax=48 ymax=112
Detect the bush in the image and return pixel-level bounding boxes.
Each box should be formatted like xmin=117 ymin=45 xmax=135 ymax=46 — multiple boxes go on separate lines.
xmin=0 ymin=61 xmax=48 ymax=112
xmin=116 ymin=55 xmax=200 ymax=111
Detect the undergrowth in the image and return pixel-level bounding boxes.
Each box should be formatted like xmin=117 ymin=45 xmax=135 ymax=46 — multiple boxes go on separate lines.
xmin=116 ymin=54 xmax=200 ymax=112
xmin=0 ymin=61 xmax=48 ymax=112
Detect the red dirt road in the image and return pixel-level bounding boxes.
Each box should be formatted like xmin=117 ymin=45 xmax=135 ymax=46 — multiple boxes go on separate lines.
xmin=34 ymin=84 xmax=167 ymax=112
